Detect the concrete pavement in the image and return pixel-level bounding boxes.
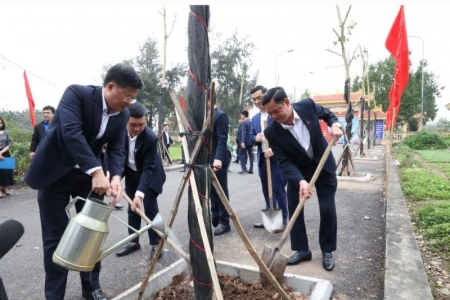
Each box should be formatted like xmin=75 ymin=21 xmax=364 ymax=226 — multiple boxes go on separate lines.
xmin=0 ymin=145 xmax=430 ymax=299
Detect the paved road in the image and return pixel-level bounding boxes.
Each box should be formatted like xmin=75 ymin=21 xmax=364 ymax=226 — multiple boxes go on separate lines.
xmin=0 ymin=145 xmax=386 ymax=300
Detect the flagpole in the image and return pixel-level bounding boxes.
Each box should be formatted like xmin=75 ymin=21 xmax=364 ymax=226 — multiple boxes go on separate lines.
xmin=384 ymin=107 xmax=395 ymax=207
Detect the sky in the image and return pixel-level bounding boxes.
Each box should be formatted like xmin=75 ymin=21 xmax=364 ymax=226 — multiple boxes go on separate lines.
xmin=1 ymin=0 xmax=449 ymax=122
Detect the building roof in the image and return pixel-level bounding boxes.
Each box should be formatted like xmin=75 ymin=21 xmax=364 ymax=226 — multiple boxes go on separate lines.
xmin=313 ymin=92 xmax=363 ymax=103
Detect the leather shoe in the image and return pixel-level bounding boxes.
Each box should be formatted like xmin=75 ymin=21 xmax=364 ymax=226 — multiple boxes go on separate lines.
xmin=214 ymin=224 xmax=230 ymax=236
xmin=115 ymin=242 xmax=140 ymax=257
xmin=238 ymin=170 xmax=248 ymax=174
xmin=287 ymin=250 xmax=312 ymax=266
xmin=82 ymin=288 xmax=107 ymax=300
xmin=248 ymin=170 xmax=253 ymax=174
xmin=150 ymin=245 xmax=162 ymax=260
xmin=322 ymin=252 xmax=335 ymax=271
xmin=253 ymin=222 xmax=264 ymax=228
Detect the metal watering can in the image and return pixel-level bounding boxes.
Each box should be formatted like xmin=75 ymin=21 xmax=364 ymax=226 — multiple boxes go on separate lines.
xmin=52 ymin=196 xmax=165 ymax=272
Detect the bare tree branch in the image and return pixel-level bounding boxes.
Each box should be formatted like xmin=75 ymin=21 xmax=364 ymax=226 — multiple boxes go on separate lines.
xmin=325 ymin=48 xmax=343 ymax=57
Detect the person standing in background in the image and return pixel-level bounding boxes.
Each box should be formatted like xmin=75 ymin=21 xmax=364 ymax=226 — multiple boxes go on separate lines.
xmin=0 ymin=116 xmax=14 ymax=197
xmin=29 ymin=105 xmax=55 ymax=159
xmin=238 ymin=110 xmax=254 ymax=174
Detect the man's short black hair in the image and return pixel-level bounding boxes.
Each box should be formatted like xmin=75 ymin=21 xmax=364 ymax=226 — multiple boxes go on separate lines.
xmin=250 ymin=85 xmax=267 ymax=94
xmin=261 ymin=87 xmax=288 ymax=106
xmin=163 ymin=123 xmax=169 ymax=127
xmin=241 ymin=110 xmax=249 ymax=118
xmin=103 ymin=63 xmax=144 ymax=89
xmin=42 ymin=105 xmax=55 ymax=114
xmin=127 ymin=102 xmax=146 ymax=118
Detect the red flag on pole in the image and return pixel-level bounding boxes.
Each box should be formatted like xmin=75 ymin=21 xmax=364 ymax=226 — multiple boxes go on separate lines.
xmin=23 ymin=70 xmax=36 ymax=127
xmin=179 ymin=95 xmax=186 ymax=111
xmin=385 ymin=5 xmax=409 ymax=129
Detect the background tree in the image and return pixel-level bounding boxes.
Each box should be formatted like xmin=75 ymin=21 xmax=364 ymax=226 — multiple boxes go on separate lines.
xmin=211 ymin=30 xmax=256 ymax=128
xmin=353 ymin=56 xmax=444 ymax=129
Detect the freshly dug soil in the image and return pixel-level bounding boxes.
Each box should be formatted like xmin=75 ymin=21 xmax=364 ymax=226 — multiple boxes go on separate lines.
xmin=150 ymin=273 xmax=308 ymax=300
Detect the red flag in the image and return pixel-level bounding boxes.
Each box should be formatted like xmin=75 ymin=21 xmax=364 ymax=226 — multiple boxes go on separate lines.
xmin=385 ymin=5 xmax=409 ymax=129
xmin=179 ymin=95 xmax=186 ymax=111
xmin=23 ymin=71 xmax=36 ymax=127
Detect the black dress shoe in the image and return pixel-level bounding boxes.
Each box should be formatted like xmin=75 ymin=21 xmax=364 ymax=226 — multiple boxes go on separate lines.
xmin=82 ymin=288 xmax=107 ymax=300
xmin=150 ymin=245 xmax=162 ymax=260
xmin=287 ymin=250 xmax=312 ymax=266
xmin=322 ymin=252 xmax=335 ymax=271
xmin=238 ymin=170 xmax=248 ymax=174
xmin=248 ymin=170 xmax=253 ymax=174
xmin=214 ymin=224 xmax=230 ymax=236
xmin=115 ymin=242 xmax=140 ymax=257
xmin=253 ymin=222 xmax=264 ymax=228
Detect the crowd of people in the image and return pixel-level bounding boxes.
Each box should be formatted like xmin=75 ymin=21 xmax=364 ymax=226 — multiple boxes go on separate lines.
xmin=3 ymin=63 xmax=342 ymax=300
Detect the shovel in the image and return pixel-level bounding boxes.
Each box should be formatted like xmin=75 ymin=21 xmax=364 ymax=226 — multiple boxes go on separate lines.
xmin=261 ymin=136 xmax=336 ymax=282
xmin=261 ymin=123 xmax=284 ymax=234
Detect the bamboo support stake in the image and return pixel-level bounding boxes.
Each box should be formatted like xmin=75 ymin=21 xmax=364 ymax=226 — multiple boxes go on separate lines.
xmin=209 ymin=168 xmax=291 ymax=300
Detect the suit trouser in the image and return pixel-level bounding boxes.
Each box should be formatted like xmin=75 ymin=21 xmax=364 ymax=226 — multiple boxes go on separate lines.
xmin=211 ymin=163 xmax=230 ymax=227
xmin=287 ymin=167 xmax=337 ymax=253
xmin=37 ymin=170 xmax=102 ymax=300
xmin=239 ymin=145 xmax=254 ymax=172
xmin=258 ymin=155 xmax=288 ymax=223
xmin=125 ymin=170 xmax=160 ymax=245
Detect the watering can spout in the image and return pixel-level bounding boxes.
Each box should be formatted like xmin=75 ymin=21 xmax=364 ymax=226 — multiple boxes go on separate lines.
xmin=97 ymin=213 xmax=166 ymax=261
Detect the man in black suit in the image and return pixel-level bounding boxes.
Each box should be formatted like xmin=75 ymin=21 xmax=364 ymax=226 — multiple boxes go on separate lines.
xmin=24 ymin=63 xmax=143 ymax=300
xmin=208 ymin=96 xmax=231 ymax=236
xmin=262 ymin=87 xmax=342 ymax=272
xmin=238 ymin=110 xmax=254 ymax=174
xmin=162 ymin=123 xmax=173 ymax=159
xmin=29 ymin=105 xmax=55 ymax=159
xmin=115 ymin=102 xmax=166 ymax=260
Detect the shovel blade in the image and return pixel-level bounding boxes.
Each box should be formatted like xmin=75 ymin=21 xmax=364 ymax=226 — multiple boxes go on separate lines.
xmin=260 ymin=244 xmax=289 ymax=283
xmin=261 ymin=208 xmax=284 ymax=234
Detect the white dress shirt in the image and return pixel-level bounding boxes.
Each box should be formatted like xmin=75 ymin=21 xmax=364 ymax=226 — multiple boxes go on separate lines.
xmin=280 ymin=108 xmax=313 ymax=158
xmin=260 ymin=112 xmax=269 ymax=152
xmin=127 ymin=131 xmax=145 ymax=199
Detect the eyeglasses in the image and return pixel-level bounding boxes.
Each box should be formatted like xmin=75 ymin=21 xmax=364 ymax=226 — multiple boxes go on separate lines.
xmin=115 ymin=85 xmax=137 ymax=104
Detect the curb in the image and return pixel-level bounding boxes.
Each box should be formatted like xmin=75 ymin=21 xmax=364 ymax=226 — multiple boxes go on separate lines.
xmin=337 ymin=173 xmax=371 ymax=182
xmin=384 ymin=149 xmax=433 ymax=299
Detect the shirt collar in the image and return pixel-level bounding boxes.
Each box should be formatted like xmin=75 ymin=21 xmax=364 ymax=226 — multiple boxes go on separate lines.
xmin=280 ymin=107 xmax=300 ymax=129
xmin=127 ymin=131 xmax=138 ymax=141
xmin=101 ymin=88 xmax=120 ymax=116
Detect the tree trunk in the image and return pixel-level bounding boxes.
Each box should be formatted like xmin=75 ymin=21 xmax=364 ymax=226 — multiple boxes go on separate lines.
xmin=186 ymin=5 xmax=214 ymax=300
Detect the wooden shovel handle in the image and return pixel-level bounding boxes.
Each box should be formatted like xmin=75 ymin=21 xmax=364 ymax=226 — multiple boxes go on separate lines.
xmin=263 ymin=120 xmax=273 ymax=209
xmin=276 ymin=136 xmax=336 ymax=250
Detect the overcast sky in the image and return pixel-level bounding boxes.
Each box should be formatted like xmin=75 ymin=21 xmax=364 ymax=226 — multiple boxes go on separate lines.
xmin=1 ymin=0 xmax=449 ymax=121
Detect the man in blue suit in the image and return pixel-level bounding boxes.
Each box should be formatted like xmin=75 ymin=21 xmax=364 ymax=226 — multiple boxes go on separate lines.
xmin=208 ymin=96 xmax=231 ymax=236
xmin=25 ymin=63 xmax=143 ymax=300
xmin=262 ymin=87 xmax=342 ymax=272
xmin=249 ymin=85 xmax=288 ymax=228
xmin=115 ymin=102 xmax=166 ymax=260
xmin=238 ymin=110 xmax=254 ymax=174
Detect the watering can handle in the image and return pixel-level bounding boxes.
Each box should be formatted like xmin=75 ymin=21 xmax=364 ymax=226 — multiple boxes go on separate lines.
xmin=65 ymin=196 xmax=86 ymax=220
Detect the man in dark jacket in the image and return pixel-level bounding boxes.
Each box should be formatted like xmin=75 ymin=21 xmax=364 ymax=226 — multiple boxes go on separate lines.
xmin=115 ymin=102 xmax=166 ymax=260
xmin=262 ymin=86 xmax=342 ymax=272
xmin=238 ymin=110 xmax=254 ymax=174
xmin=29 ymin=105 xmax=55 ymax=159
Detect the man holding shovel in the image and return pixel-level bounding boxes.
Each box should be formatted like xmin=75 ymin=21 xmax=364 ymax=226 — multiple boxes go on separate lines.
xmin=249 ymin=85 xmax=288 ymax=229
xmin=262 ymin=87 xmax=342 ymax=271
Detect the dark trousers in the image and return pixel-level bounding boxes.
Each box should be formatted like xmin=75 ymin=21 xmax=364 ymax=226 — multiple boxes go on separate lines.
xmin=258 ymin=154 xmax=288 ymax=223
xmin=239 ymin=145 xmax=254 ymax=172
xmin=211 ymin=163 xmax=230 ymax=227
xmin=125 ymin=170 xmax=160 ymax=245
xmin=287 ymin=167 xmax=337 ymax=253
xmin=37 ymin=170 xmax=102 ymax=300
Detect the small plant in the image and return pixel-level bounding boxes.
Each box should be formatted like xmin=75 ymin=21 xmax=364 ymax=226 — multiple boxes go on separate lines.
xmin=402 ymin=131 xmax=448 ymax=150
xmin=401 ymin=168 xmax=450 ymax=200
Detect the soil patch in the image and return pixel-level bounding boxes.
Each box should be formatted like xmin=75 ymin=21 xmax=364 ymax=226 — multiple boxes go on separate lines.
xmin=151 ymin=273 xmax=308 ymax=300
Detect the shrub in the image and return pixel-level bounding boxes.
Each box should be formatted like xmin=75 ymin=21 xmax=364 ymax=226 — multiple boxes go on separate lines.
xmin=402 ymin=131 xmax=448 ymax=150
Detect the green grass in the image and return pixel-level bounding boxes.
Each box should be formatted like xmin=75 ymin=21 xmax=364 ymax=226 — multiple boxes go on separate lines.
xmin=417 ymin=150 xmax=450 ymax=163
xmin=433 ymin=163 xmax=450 ymax=178
xmin=168 ymin=143 xmax=182 ymax=160
xmin=412 ymin=201 xmax=450 ymax=254
xmin=401 ymin=168 xmax=450 ymax=200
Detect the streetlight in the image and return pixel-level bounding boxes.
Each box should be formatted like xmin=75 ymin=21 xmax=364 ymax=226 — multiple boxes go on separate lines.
xmin=409 ymin=35 xmax=424 ymax=129
xmin=300 ymin=71 xmax=314 ymax=97
xmin=274 ymin=49 xmax=294 ymax=85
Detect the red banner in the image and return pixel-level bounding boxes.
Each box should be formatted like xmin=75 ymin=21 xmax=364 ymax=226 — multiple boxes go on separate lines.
xmin=385 ymin=5 xmax=409 ymax=129
xmin=23 ymin=71 xmax=36 ymax=127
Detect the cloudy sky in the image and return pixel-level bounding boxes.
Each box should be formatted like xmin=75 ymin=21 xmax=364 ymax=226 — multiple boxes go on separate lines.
xmin=1 ymin=0 xmax=449 ymax=121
